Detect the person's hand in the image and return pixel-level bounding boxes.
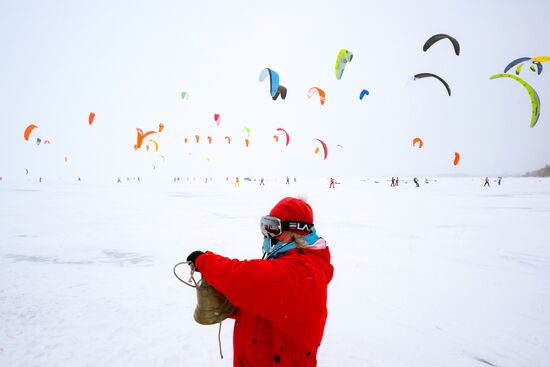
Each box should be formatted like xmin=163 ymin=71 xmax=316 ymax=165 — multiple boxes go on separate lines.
xmin=187 ymin=250 xmax=205 ymax=271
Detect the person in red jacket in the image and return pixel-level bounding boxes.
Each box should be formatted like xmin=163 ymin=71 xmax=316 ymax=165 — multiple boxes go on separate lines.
xmin=187 ymin=196 xmax=334 ymax=366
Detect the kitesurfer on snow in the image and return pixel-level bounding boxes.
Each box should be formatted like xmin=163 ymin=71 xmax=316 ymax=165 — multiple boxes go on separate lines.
xmin=186 ymin=196 xmax=334 ymax=366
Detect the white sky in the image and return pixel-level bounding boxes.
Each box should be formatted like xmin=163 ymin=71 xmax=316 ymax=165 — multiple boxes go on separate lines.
xmin=1 ymin=0 xmax=549 ymax=180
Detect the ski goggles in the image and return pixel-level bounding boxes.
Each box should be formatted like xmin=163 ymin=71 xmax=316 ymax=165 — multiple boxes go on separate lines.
xmin=260 ymin=215 xmax=314 ymax=238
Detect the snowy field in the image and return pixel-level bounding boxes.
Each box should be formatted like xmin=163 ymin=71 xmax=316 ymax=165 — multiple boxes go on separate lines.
xmin=1 ymin=177 xmax=549 ymax=367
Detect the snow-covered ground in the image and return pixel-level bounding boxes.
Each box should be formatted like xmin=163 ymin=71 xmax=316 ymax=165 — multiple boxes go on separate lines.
xmin=1 ymin=177 xmax=549 ymax=366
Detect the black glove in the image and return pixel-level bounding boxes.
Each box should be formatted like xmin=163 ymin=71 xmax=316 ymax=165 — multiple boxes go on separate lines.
xmin=187 ymin=250 xmax=205 ymax=271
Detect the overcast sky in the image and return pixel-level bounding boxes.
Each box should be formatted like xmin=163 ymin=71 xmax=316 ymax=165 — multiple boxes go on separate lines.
xmin=1 ymin=0 xmax=549 ymax=180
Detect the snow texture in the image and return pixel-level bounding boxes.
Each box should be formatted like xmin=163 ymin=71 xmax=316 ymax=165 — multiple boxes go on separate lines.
xmin=1 ymin=177 xmax=549 ymax=366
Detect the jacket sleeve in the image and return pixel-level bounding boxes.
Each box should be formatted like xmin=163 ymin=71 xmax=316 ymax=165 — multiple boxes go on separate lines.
xmin=195 ymin=251 xmax=313 ymax=323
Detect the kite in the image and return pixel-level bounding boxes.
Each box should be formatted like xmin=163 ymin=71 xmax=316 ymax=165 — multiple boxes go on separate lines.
xmin=532 ymin=62 xmax=543 ymax=75
xmin=489 ymin=73 xmax=541 ymax=128
xmin=134 ymin=128 xmax=159 ymax=150
xmin=532 ymin=56 xmax=550 ymax=63
xmin=307 ymin=87 xmax=326 ymax=105
xmin=141 ymin=130 xmax=157 ymax=139
xmin=453 ymin=152 xmax=460 ymax=166
xmin=181 ymin=92 xmax=189 ymax=100
xmin=44 ymin=140 xmax=51 ymax=145
xmin=275 ymin=128 xmax=290 ymax=146
xmin=423 ymin=34 xmax=460 ymax=55
xmin=195 ymin=135 xmax=200 ymax=143
xmin=148 ymin=139 xmax=159 ymax=153
xmin=36 ymin=138 xmax=41 ymax=145
xmin=158 ymin=123 xmax=165 ymax=133
xmin=503 ymin=57 xmax=544 ymax=75
xmin=243 ymin=127 xmax=251 ymax=138
xmin=335 ymin=49 xmax=353 ymax=80
xmin=89 ymin=112 xmax=95 ymax=126
xmin=503 ymin=57 xmax=531 ymax=74
xmin=259 ymin=68 xmax=280 ymax=97
xmin=214 ymin=114 xmax=220 ymax=127
xmin=24 ymin=124 xmax=38 ymax=141
xmin=207 ymin=136 xmax=212 ymax=144
xmin=515 ymin=63 xmax=524 ymax=75
xmin=412 ymin=138 xmax=424 ymax=148
xmin=359 ymin=89 xmax=369 ymax=100
xmin=414 ymin=73 xmax=451 ymax=96
xmin=313 ymin=138 xmax=328 ymax=160
xmin=245 ymin=139 xmax=250 ymax=147
xmin=529 ymin=58 xmax=547 ymax=75
xmin=272 ymin=85 xmax=287 ymax=100
xmin=225 ymin=136 xmax=231 ymax=144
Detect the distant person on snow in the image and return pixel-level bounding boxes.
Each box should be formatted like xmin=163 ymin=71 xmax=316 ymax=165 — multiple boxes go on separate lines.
xmin=186 ymin=197 xmax=333 ymax=367
xmin=484 ymin=177 xmax=490 ymax=187
xmin=413 ymin=177 xmax=420 ymax=187
xmin=234 ymin=177 xmax=240 ymax=187
xmin=329 ymin=178 xmax=336 ymax=189
xmin=286 ymin=176 xmax=290 ymax=184
xmin=391 ymin=177 xmax=395 ymax=187
xmin=395 ymin=177 xmax=399 ymax=186
xmin=498 ymin=176 xmax=502 ymax=185
xmin=259 ymin=177 xmax=265 ymax=186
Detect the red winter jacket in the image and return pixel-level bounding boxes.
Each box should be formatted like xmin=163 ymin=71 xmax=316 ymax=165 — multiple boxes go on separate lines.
xmin=195 ymin=241 xmax=333 ymax=367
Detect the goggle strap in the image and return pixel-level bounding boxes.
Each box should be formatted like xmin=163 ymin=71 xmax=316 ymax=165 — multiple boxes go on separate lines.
xmin=281 ymin=221 xmax=315 ymax=233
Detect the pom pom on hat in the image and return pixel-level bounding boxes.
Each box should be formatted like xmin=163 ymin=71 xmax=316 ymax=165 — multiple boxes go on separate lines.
xmin=296 ymin=193 xmax=308 ymax=202
xmin=269 ymin=196 xmax=314 ymax=226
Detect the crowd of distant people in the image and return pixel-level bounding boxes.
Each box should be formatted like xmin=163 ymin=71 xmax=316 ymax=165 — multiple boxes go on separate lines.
xmin=166 ymin=176 xmax=299 ymax=187
xmin=1 ymin=175 xmax=507 ymax=188
xmin=117 ymin=177 xmax=141 ymax=183
xmin=484 ymin=176 xmax=503 ymax=187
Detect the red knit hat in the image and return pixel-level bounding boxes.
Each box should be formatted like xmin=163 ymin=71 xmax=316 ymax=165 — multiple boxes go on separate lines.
xmin=269 ymin=197 xmax=314 ymax=231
